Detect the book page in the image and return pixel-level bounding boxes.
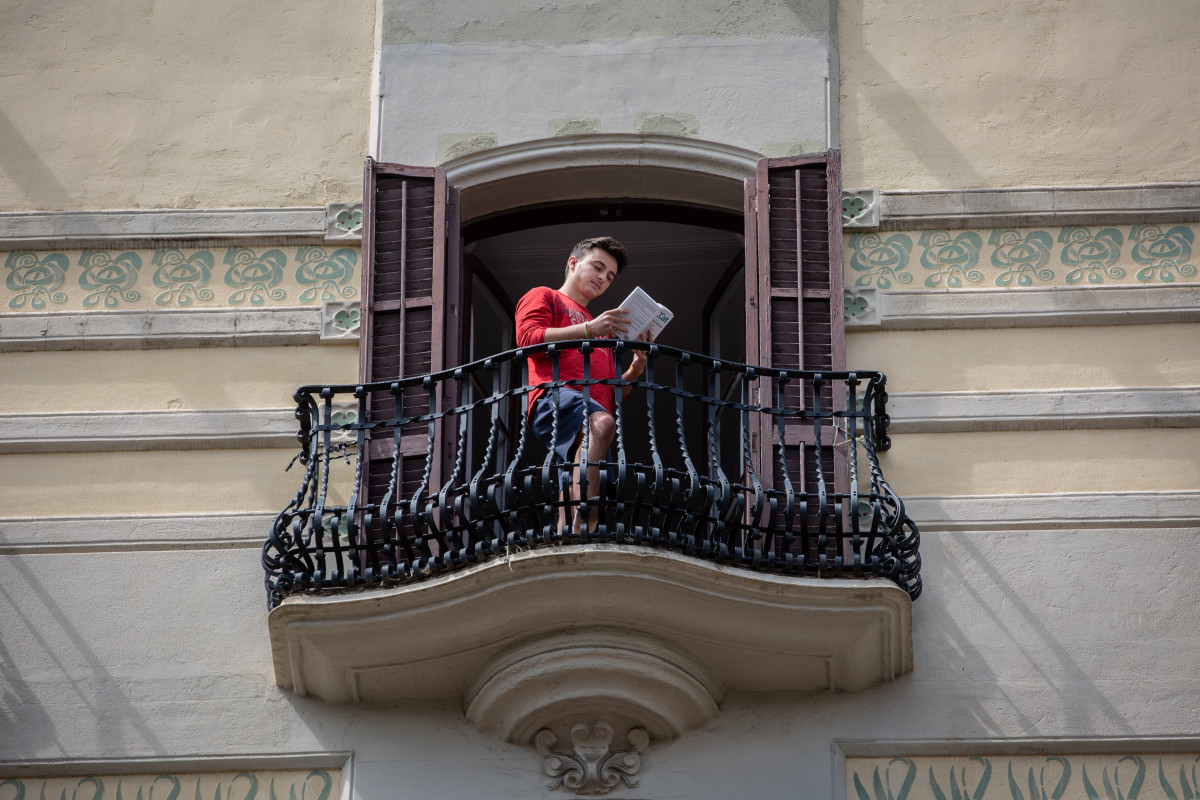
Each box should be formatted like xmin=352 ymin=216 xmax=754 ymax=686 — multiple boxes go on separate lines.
xmin=616 ymin=287 xmax=672 ymax=340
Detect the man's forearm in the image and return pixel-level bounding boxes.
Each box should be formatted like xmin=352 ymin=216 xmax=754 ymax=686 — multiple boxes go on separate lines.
xmin=540 ymin=323 xmax=590 ymax=343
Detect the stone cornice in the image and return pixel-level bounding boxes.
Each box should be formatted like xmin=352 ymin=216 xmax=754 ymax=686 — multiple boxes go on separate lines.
xmin=878 ymin=182 xmax=1200 ymax=230
xmin=5 ymin=492 xmax=1194 ymax=553
xmin=0 ymin=207 xmax=328 ymax=250
xmin=887 ymin=386 xmax=1200 ymax=433
xmin=0 ymin=409 xmax=300 ymax=454
xmin=3 ymin=386 xmax=1194 ymax=456
xmin=0 ymin=306 xmax=328 ymax=350
xmin=872 ymin=284 xmax=1200 ymax=329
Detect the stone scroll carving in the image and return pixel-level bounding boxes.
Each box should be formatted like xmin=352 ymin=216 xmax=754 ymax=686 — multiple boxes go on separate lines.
xmin=536 ymin=721 xmax=650 ymax=795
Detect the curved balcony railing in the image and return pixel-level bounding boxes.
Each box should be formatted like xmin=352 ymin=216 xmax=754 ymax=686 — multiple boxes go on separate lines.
xmin=263 ymin=340 xmax=921 ymax=609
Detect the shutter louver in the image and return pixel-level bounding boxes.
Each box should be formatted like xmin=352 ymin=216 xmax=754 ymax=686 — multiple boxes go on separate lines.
xmin=360 ymin=159 xmax=454 ymax=508
xmin=745 ymin=151 xmax=847 ymax=566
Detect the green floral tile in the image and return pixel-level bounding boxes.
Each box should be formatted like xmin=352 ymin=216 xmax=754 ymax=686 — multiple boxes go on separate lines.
xmin=847 ymin=754 xmax=1199 ymax=800
xmin=846 ymin=223 xmax=1200 ymax=290
xmin=2 ymin=245 xmax=359 ymax=311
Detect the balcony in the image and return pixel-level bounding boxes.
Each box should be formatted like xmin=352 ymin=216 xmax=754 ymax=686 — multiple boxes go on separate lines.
xmin=264 ymin=340 xmax=920 ymax=763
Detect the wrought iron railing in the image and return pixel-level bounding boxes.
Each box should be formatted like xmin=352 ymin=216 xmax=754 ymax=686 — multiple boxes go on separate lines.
xmin=263 ymin=340 xmax=921 ymax=608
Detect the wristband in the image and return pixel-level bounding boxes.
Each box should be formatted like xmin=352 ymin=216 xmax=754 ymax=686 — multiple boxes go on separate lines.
xmin=584 ymin=321 xmax=591 ymax=338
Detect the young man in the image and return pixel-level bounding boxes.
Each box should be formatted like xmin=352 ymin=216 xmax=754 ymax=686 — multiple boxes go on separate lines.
xmin=514 ymin=236 xmax=648 ymax=526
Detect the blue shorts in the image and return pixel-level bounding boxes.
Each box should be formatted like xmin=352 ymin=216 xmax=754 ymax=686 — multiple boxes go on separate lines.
xmin=531 ymin=387 xmax=608 ymax=483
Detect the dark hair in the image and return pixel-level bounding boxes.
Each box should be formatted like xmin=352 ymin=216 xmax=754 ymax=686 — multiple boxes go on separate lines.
xmin=567 ymin=236 xmax=628 ymax=275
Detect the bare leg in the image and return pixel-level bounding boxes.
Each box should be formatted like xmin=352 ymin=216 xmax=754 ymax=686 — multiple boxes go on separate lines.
xmin=569 ymin=410 xmax=616 ymax=531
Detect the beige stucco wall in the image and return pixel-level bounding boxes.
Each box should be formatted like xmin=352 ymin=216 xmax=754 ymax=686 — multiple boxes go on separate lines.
xmin=847 ymin=323 xmax=1200 ymax=393
xmin=0 ymin=345 xmax=357 ymax=414
xmin=0 ymin=0 xmax=374 ymax=211
xmin=2 ymin=449 xmax=304 ymax=517
xmin=0 ymin=316 xmax=1192 ymax=516
xmin=839 ymin=0 xmax=1200 ymax=190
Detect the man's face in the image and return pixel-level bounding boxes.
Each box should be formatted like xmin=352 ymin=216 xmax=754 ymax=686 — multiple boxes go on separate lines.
xmin=567 ymin=248 xmax=618 ymax=301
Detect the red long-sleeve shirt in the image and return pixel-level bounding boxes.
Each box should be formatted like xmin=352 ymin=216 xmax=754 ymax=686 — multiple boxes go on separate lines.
xmin=514 ymin=287 xmax=616 ymax=413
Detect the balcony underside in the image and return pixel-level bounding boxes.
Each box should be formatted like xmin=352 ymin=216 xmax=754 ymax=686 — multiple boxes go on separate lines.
xmin=269 ymin=544 xmax=912 ymax=744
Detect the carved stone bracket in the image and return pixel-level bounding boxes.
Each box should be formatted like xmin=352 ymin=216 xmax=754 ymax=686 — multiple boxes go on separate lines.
xmin=843 ymin=188 xmax=881 ymax=229
xmin=328 ymin=401 xmax=359 ymax=445
xmin=321 ymin=300 xmax=360 ymax=341
xmin=536 ymin=721 xmax=649 ymax=796
xmin=325 ymin=201 xmax=363 ymax=241
xmin=844 ymin=286 xmax=881 ymax=327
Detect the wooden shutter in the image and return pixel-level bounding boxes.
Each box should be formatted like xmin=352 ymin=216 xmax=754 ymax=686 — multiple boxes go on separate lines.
xmin=360 ymin=159 xmax=461 ymax=506
xmin=744 ymin=151 xmax=847 ymax=552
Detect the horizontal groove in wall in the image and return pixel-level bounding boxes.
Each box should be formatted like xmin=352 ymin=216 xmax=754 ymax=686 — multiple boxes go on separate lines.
xmin=0 ymin=409 xmax=301 ymax=453
xmin=2 ymin=495 xmax=1195 ymax=553
xmin=3 ymin=384 xmax=1197 ymax=454
xmin=4 ymin=386 xmax=1197 ymax=454
xmin=887 ymin=386 xmax=1200 ymax=433
xmin=0 ymin=753 xmax=353 ymax=777
xmin=876 ymin=284 xmax=1200 ymax=330
xmin=0 ymin=512 xmax=276 ymax=553
xmin=0 ymin=207 xmax=328 ymax=250
xmin=904 ymin=491 xmax=1200 ymax=533
xmin=878 ymin=182 xmax=1200 ymax=230
xmin=0 ymin=307 xmax=324 ymax=351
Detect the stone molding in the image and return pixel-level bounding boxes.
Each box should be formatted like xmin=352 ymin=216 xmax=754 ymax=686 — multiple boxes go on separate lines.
xmin=442 ymin=133 xmax=760 ymax=189
xmin=873 ymin=284 xmax=1200 ymax=329
xmin=0 ymin=203 xmax=363 ymax=249
xmin=0 ymin=512 xmax=275 ymax=554
xmin=887 ymin=386 xmax=1200 ymax=434
xmin=878 ymin=182 xmax=1200 ymax=230
xmin=2 ymin=182 xmax=1195 ymax=249
xmin=5 ymin=285 xmax=1193 ymax=355
xmin=0 ymin=753 xmax=351 ymax=776
xmin=4 ymin=492 xmax=1194 ymax=554
xmin=0 ymin=409 xmax=300 ymax=454
xmin=0 ymin=207 xmax=331 ymax=250
xmin=903 ymin=491 xmax=1200 ymax=533
xmin=4 ymin=386 xmax=1193 ymax=456
xmin=465 ymin=629 xmax=722 ymax=744
xmin=268 ymin=544 xmax=913 ymax=728
xmin=0 ymin=306 xmax=327 ymax=350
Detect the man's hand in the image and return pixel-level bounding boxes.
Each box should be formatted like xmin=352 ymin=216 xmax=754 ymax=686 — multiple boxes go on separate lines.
xmin=623 ymin=331 xmax=651 ymax=380
xmin=588 ymin=308 xmax=631 ymax=339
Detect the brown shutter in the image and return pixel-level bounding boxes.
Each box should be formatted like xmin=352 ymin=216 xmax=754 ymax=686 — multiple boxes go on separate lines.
xmin=744 ymin=151 xmax=847 ymax=557
xmin=360 ymin=159 xmax=458 ymax=506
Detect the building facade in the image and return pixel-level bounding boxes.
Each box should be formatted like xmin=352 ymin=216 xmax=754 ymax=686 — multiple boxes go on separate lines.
xmin=3 ymin=1 xmax=1199 ymax=798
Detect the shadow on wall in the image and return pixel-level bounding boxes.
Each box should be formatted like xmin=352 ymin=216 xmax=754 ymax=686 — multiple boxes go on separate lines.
xmin=923 ymin=532 xmax=1136 ymax=737
xmin=837 ymin=0 xmax=988 ymax=189
xmin=0 ymin=556 xmax=166 ymax=757
xmin=0 ymin=110 xmax=73 ymax=208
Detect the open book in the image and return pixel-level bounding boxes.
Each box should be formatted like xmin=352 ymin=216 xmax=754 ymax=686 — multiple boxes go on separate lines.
xmin=617 ymin=286 xmax=673 ymax=341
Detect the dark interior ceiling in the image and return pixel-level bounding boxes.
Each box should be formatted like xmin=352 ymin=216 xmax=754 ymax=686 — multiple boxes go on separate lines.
xmin=468 ymin=220 xmax=744 ymax=352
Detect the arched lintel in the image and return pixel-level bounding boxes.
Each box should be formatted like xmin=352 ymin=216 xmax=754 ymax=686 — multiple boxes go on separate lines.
xmin=443 ymin=134 xmax=761 ymax=225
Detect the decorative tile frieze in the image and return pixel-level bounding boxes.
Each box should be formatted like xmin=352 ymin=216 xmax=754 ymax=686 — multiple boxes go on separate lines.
xmin=325 ymin=202 xmax=363 ymax=241
xmin=843 ymin=188 xmax=881 ymax=229
xmin=0 ymin=769 xmax=340 ymax=800
xmin=3 ymin=246 xmax=359 ymax=312
xmin=846 ymin=753 xmax=1200 ymax=800
xmin=845 ymin=223 xmax=1200 ymax=290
